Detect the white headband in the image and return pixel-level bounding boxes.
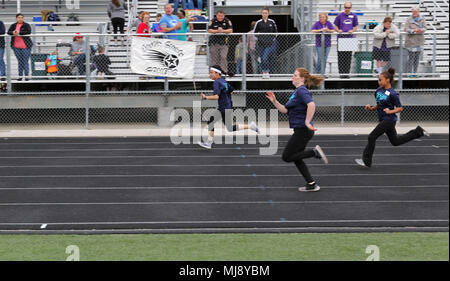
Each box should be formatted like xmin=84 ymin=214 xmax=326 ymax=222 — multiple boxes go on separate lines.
xmin=210 ymin=67 xmax=222 ymax=74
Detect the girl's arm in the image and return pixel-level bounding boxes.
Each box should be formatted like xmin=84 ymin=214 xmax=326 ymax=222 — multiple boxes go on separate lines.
xmin=265 ymin=92 xmax=288 ymax=114
xmin=201 ymin=93 xmax=219 ymax=100
xmin=384 ymin=107 xmax=403 ymax=115
xmin=305 ymin=102 xmax=318 ymax=131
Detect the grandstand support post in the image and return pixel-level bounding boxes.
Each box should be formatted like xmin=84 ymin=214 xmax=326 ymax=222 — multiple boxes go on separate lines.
xmin=340 ymin=88 xmax=345 ymax=127
xmin=300 ymin=0 xmax=305 ymax=32
xmin=398 ymin=33 xmax=403 ymax=89
xmin=432 ymin=33 xmax=437 ymax=75
xmin=308 ymin=0 xmax=313 ymax=31
xmin=5 ymin=36 xmax=12 ymax=94
xmin=85 ymin=36 xmax=91 ymax=129
xmin=320 ymin=33 xmax=325 ymax=76
xmin=365 ymin=23 xmax=369 ymax=52
xmin=17 ymin=0 xmax=21 ymax=13
xmin=241 ymin=34 xmax=247 ymax=91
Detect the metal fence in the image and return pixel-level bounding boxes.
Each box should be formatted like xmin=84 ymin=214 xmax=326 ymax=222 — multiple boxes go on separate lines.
xmin=0 ymin=88 xmax=448 ymax=129
xmin=0 ymin=30 xmax=448 ymax=88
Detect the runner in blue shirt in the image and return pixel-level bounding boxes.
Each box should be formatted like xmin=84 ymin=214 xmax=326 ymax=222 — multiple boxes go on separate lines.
xmin=355 ymin=68 xmax=430 ymax=168
xmin=198 ymin=65 xmax=260 ymax=149
xmin=266 ymin=68 xmax=328 ymax=192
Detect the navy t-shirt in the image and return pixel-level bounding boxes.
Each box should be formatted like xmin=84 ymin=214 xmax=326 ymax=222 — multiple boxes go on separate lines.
xmin=374 ymin=87 xmax=402 ymax=122
xmin=285 ymin=86 xmax=314 ymax=128
xmin=213 ymin=78 xmax=234 ymax=112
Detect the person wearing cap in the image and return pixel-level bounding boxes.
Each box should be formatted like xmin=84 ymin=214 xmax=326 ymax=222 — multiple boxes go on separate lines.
xmin=70 ymin=33 xmax=88 ymax=76
xmin=7 ymin=13 xmax=33 ymax=81
xmin=198 ymin=65 xmax=260 ymax=150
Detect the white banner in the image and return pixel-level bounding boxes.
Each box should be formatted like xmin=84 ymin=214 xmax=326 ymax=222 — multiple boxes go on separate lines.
xmin=130 ymin=36 xmax=196 ymax=78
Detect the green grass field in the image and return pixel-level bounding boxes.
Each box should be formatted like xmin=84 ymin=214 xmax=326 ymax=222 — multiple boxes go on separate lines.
xmin=0 ymin=232 xmax=448 ymax=261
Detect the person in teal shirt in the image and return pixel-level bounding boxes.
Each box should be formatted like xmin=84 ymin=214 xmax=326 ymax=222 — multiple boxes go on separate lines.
xmin=177 ymin=10 xmax=191 ymax=41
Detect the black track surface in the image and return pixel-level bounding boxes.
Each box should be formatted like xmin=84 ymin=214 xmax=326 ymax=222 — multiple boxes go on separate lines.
xmin=0 ymin=134 xmax=448 ymax=234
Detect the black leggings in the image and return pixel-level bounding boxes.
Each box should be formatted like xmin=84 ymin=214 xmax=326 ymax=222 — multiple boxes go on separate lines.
xmin=111 ymin=17 xmax=125 ymax=39
xmin=363 ymin=120 xmax=424 ymax=166
xmin=282 ymin=128 xmax=316 ymax=184
xmin=207 ymin=109 xmax=238 ymax=132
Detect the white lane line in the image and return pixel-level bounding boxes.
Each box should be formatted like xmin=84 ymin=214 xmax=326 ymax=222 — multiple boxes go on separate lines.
xmin=0 ymin=139 xmax=447 ymax=145
xmin=0 ymin=153 xmax=448 ymax=159
xmin=0 ymin=200 xmax=448 ymax=206
xmin=0 ymin=185 xmax=448 ymax=190
xmin=0 ymin=219 xmax=447 ymax=226
xmin=0 ymin=173 xmax=447 ymax=178
xmin=0 ymin=163 xmax=448 ymax=169
xmin=0 ymin=146 xmax=447 ymax=152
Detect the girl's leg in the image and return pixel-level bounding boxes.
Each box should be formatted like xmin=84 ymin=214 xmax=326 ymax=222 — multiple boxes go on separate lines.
xmin=385 ymin=124 xmax=425 ymax=146
xmin=282 ymin=128 xmax=316 ymax=184
xmin=362 ymin=121 xmax=392 ymax=167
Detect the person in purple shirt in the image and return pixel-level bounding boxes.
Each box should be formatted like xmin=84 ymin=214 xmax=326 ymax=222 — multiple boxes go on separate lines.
xmin=333 ymin=2 xmax=358 ymax=77
xmin=311 ymin=12 xmax=335 ymax=74
xmin=355 ymin=68 xmax=430 ymax=168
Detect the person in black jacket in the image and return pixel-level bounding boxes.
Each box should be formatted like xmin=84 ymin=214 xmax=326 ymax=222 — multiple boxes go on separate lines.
xmin=253 ymin=6 xmax=278 ymax=79
xmin=0 ymin=20 xmax=6 ymax=81
xmin=7 ymin=14 xmax=33 ymax=80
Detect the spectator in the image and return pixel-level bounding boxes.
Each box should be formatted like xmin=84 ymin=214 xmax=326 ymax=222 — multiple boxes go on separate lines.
xmin=187 ymin=0 xmax=203 ymax=11
xmin=372 ymin=16 xmax=399 ymax=74
xmin=137 ymin=12 xmax=152 ymax=37
xmin=45 ymin=51 xmax=62 ymax=76
xmin=334 ymin=1 xmax=358 ymax=78
xmin=69 ymin=33 xmax=88 ymax=75
xmin=152 ymin=13 xmax=163 ymax=33
xmin=160 ymin=3 xmax=183 ymax=40
xmin=253 ymin=6 xmax=278 ymax=79
xmin=311 ymin=12 xmax=334 ymax=74
xmin=404 ymin=7 xmax=427 ymax=78
xmin=235 ymin=37 xmax=244 ymax=74
xmin=7 ymin=13 xmax=33 ymax=81
xmin=169 ymin=0 xmax=187 ymax=13
xmin=0 ymin=20 xmax=5 ymax=82
xmin=93 ymin=45 xmax=114 ymax=77
xmin=177 ymin=10 xmax=191 ymax=41
xmin=107 ymin=0 xmax=126 ymax=46
xmin=208 ymin=10 xmax=233 ymax=73
xmin=247 ymin=21 xmax=258 ymax=74
xmin=128 ymin=11 xmax=144 ymax=33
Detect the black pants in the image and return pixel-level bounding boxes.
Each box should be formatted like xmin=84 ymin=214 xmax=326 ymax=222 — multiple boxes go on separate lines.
xmin=363 ymin=121 xmax=424 ymax=166
xmin=111 ymin=17 xmax=125 ymax=39
xmin=282 ymin=128 xmax=316 ymax=184
xmin=337 ymin=51 xmax=352 ymax=74
xmin=208 ymin=109 xmax=238 ymax=132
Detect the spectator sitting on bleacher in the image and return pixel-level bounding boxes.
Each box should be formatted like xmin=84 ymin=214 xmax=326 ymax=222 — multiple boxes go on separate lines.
xmin=404 ymin=7 xmax=427 ymax=78
xmin=69 ymin=33 xmax=88 ymax=76
xmin=93 ymin=45 xmax=114 ymax=77
xmin=187 ymin=0 xmax=203 ymax=11
xmin=137 ymin=12 xmax=152 ymax=37
xmin=311 ymin=12 xmax=335 ymax=74
xmin=170 ymin=0 xmax=187 ymax=13
xmin=45 ymin=51 xmax=62 ymax=76
xmin=247 ymin=21 xmax=258 ymax=75
xmin=372 ymin=16 xmax=399 ymax=74
xmin=234 ymin=37 xmax=244 ymax=74
xmin=7 ymin=13 xmax=33 ymax=81
xmin=333 ymin=1 xmax=358 ymax=78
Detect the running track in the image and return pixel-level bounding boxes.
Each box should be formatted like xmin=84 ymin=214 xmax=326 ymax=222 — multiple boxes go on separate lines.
xmin=0 ymin=134 xmax=448 ymax=234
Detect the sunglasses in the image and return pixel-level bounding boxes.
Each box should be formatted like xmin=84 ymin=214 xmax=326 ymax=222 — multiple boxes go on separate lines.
xmin=344 ymin=6 xmax=352 ymax=9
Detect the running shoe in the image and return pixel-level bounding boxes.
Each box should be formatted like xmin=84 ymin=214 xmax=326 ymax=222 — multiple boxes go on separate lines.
xmin=299 ymin=182 xmax=321 ymax=192
xmin=417 ymin=126 xmax=430 ymax=137
xmin=250 ymin=121 xmax=260 ymax=134
xmin=313 ymin=145 xmax=328 ymax=164
xmin=198 ymin=140 xmax=212 ymax=149
xmin=355 ymin=158 xmax=370 ymax=168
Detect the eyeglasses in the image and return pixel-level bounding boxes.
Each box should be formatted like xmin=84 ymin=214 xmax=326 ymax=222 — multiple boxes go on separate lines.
xmin=344 ymin=6 xmax=352 ymax=9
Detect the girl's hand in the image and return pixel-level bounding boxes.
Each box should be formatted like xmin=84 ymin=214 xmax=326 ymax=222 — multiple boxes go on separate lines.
xmin=306 ymin=122 xmax=318 ymax=131
xmin=365 ymin=104 xmax=372 ymax=111
xmin=383 ymin=108 xmax=392 ymax=114
xmin=201 ymin=93 xmax=206 ymax=100
xmin=265 ymin=91 xmax=276 ymax=103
